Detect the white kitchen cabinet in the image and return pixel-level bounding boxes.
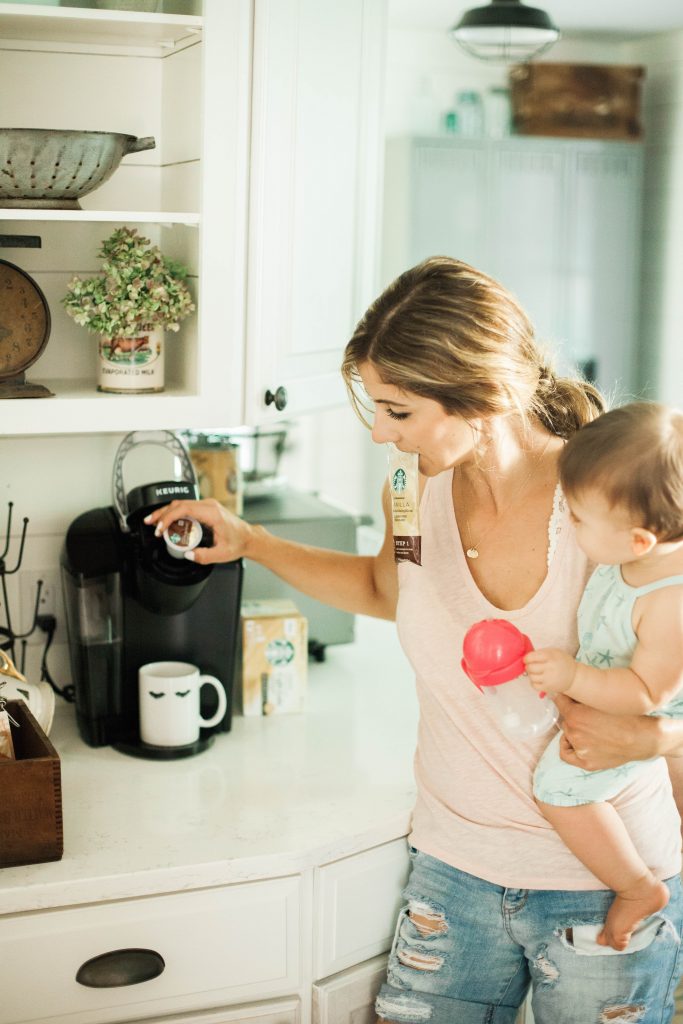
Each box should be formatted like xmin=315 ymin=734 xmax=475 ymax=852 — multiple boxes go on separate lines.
xmin=383 ymin=135 xmax=643 ymax=398
xmin=313 ymin=837 xmax=409 ymax=979
xmin=244 ymin=0 xmax=385 ymax=423
xmin=0 ymin=0 xmax=386 ymax=436
xmin=312 ymin=955 xmax=388 ymax=1024
xmin=0 ymin=876 xmax=302 ymax=1024
xmin=0 ymin=842 xmax=410 ymax=1024
xmin=128 ymin=999 xmax=301 ymax=1024
xmin=0 ymin=619 xmax=417 ymax=1024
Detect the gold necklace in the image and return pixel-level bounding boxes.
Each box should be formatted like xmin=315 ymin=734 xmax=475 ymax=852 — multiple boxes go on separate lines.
xmin=461 ymin=437 xmax=552 ymax=560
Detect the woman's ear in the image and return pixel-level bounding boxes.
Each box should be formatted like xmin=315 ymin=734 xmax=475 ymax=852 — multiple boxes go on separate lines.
xmin=630 ymin=527 xmax=658 ymax=557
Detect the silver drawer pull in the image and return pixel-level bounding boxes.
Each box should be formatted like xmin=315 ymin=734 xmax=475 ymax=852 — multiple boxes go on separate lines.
xmin=76 ymin=948 xmax=165 ymax=988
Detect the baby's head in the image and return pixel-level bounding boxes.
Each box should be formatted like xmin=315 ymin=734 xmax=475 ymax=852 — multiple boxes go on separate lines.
xmin=559 ymin=402 xmax=683 ymax=565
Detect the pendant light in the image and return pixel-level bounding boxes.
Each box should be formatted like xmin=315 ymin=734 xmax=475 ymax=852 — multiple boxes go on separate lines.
xmin=450 ymin=0 xmax=560 ymax=63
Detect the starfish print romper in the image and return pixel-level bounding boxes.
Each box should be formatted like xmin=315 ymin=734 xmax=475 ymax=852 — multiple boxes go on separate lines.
xmin=534 ymin=564 xmax=683 ymax=806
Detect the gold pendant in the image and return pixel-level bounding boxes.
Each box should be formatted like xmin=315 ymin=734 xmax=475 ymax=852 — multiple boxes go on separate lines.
xmin=466 ymin=547 xmax=479 ymax=559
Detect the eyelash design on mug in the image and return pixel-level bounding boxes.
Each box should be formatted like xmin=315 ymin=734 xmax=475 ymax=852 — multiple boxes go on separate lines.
xmin=175 ymin=690 xmax=191 ymax=698
xmin=149 ymin=691 xmax=165 ymax=699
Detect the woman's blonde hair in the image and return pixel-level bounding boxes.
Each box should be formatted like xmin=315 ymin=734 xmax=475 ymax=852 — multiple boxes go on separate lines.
xmin=341 ymin=256 xmax=604 ymax=438
xmin=560 ymin=402 xmax=683 ymax=542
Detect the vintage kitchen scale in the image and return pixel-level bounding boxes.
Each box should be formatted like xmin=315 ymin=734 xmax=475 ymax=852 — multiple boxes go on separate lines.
xmin=0 ymin=234 xmax=53 ymax=398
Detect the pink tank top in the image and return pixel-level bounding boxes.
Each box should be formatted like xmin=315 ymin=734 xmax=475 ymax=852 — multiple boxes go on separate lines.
xmin=397 ymin=469 xmax=682 ymax=889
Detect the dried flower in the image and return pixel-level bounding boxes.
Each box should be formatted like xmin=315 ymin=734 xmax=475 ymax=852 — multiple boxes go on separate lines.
xmin=62 ymin=227 xmax=195 ymax=338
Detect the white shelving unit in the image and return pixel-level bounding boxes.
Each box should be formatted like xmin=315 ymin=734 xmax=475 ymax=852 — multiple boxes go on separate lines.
xmin=0 ymin=210 xmax=200 ymax=223
xmin=0 ymin=0 xmax=251 ymax=435
xmin=0 ymin=4 xmax=202 ymax=48
xmin=0 ymin=0 xmax=385 ymax=435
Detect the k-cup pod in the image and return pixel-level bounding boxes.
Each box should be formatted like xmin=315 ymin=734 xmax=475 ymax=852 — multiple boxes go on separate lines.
xmin=163 ymin=516 xmax=202 ymax=559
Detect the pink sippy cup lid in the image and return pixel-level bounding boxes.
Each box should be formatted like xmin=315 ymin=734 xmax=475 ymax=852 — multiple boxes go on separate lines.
xmin=461 ymin=619 xmax=534 ymax=690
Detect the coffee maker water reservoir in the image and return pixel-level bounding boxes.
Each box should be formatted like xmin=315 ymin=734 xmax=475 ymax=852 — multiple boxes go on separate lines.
xmin=61 ymin=431 xmax=242 ymax=757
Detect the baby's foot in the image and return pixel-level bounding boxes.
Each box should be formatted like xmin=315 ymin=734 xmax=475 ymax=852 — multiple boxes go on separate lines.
xmin=598 ymin=875 xmax=670 ymax=951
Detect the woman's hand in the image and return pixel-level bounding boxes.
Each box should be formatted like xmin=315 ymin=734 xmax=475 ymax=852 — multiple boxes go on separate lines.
xmin=144 ymin=498 xmax=258 ymax=565
xmin=554 ymin=694 xmax=663 ymax=770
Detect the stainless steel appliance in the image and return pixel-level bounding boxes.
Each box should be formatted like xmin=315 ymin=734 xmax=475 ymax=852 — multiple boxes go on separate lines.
xmin=241 ymin=488 xmax=369 ymax=660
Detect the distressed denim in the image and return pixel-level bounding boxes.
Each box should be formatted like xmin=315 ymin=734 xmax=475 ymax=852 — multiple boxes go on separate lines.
xmin=376 ymin=848 xmax=683 ymax=1024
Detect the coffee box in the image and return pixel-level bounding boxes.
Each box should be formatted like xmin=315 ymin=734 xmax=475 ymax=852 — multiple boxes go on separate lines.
xmin=240 ymin=599 xmax=307 ymax=716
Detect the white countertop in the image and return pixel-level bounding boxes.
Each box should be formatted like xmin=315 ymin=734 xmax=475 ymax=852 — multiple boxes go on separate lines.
xmin=0 ymin=616 xmax=418 ymax=916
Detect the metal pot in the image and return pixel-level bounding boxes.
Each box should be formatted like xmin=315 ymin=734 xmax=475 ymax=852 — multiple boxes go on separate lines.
xmin=0 ymin=129 xmax=156 ymax=209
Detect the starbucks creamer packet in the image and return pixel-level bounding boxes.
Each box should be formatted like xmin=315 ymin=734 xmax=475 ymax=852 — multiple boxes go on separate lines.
xmin=388 ymin=444 xmax=421 ymax=565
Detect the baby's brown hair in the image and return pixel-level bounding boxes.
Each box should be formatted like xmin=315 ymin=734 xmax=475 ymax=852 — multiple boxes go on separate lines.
xmin=559 ymin=402 xmax=683 ymax=542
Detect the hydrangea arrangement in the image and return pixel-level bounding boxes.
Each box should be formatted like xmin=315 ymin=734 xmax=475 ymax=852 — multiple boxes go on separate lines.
xmin=62 ymin=227 xmax=195 ymax=338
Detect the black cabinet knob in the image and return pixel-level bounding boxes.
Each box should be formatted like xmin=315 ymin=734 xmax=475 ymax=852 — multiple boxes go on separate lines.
xmin=264 ymin=386 xmax=288 ymax=411
xmin=76 ymin=948 xmax=165 ymax=988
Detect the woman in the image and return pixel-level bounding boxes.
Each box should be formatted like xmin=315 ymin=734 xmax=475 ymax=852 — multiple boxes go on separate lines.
xmin=148 ymin=257 xmax=683 ymax=1023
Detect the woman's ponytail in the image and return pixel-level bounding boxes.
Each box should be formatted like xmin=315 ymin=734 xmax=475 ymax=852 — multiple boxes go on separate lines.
xmin=532 ymin=365 xmax=605 ymax=438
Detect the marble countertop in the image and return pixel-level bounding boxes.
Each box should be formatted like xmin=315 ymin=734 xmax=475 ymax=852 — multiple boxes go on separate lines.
xmin=0 ymin=615 xmax=418 ymax=916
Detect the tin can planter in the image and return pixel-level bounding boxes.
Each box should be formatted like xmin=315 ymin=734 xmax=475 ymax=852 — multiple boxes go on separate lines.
xmin=97 ymin=326 xmax=164 ymax=394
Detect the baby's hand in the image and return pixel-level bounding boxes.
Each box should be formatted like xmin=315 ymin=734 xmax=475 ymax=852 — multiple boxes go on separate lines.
xmin=524 ymin=648 xmax=577 ymax=694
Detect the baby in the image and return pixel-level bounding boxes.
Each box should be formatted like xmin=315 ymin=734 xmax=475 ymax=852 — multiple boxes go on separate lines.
xmin=524 ymin=401 xmax=683 ymax=951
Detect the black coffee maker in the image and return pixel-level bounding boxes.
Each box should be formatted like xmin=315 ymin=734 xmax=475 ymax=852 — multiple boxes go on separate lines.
xmin=61 ymin=430 xmax=242 ymax=758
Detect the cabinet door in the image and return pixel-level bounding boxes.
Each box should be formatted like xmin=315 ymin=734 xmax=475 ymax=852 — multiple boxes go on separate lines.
xmin=384 ymin=136 xmax=642 ymax=397
xmin=312 ymin=955 xmax=387 ymax=1024
xmin=488 ymin=144 xmax=569 ymax=374
xmin=410 ymin=141 xmax=490 ymax=273
xmin=128 ymin=998 xmax=300 ymax=1024
xmin=563 ymin=146 xmax=643 ymax=395
xmin=314 ymin=837 xmax=409 ymax=979
xmin=245 ymin=0 xmax=386 ymax=423
xmin=0 ymin=878 xmax=302 ymax=1024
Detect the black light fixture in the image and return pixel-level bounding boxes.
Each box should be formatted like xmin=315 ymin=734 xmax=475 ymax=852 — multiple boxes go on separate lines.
xmin=450 ymin=0 xmax=560 ymax=63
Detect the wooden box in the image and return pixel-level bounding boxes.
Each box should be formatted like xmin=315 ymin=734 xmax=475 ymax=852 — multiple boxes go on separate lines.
xmin=0 ymin=700 xmax=63 ymax=868
xmin=509 ymin=62 xmax=645 ymax=140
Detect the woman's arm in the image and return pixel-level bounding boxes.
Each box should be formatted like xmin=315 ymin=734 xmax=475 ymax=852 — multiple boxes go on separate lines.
xmin=555 ymin=694 xmax=683 ymax=769
xmin=145 ymin=484 xmax=399 ymax=621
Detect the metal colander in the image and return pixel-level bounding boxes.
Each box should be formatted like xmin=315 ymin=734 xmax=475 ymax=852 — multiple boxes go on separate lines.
xmin=0 ymin=129 xmax=156 ymax=210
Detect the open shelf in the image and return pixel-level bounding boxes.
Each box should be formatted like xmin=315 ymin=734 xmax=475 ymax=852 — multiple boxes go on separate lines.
xmin=0 ymin=3 xmax=202 ymax=49
xmin=0 ymin=209 xmax=200 ymax=224
xmin=5 ymin=378 xmax=204 ymax=435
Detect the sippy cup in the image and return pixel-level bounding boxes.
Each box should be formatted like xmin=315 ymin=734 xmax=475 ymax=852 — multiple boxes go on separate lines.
xmin=461 ymin=619 xmax=558 ymax=739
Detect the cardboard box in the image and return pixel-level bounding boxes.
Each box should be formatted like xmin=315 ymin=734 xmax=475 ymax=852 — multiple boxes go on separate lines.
xmin=0 ymin=700 xmax=63 ymax=868
xmin=240 ymin=600 xmax=307 ymax=716
xmin=509 ymin=62 xmax=644 ymax=140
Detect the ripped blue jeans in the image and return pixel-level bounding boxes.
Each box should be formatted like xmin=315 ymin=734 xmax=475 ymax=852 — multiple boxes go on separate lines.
xmin=376 ymin=848 xmax=683 ymax=1024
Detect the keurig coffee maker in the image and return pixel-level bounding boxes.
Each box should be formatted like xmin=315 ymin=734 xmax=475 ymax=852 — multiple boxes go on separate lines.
xmin=61 ymin=430 xmax=242 ymax=758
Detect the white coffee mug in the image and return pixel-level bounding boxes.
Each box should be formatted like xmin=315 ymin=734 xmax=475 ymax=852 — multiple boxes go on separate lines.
xmin=138 ymin=661 xmax=227 ymax=747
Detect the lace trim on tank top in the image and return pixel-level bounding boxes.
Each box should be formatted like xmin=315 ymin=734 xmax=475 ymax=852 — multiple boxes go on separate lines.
xmin=547 ymin=483 xmax=566 ymax=569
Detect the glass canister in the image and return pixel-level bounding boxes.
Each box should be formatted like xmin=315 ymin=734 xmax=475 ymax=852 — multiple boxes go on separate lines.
xmin=183 ymin=432 xmax=244 ymax=516
xmin=455 ymin=90 xmax=484 ymax=138
xmin=462 ymin=619 xmax=558 ymax=739
xmin=485 ymin=86 xmax=512 ymax=138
